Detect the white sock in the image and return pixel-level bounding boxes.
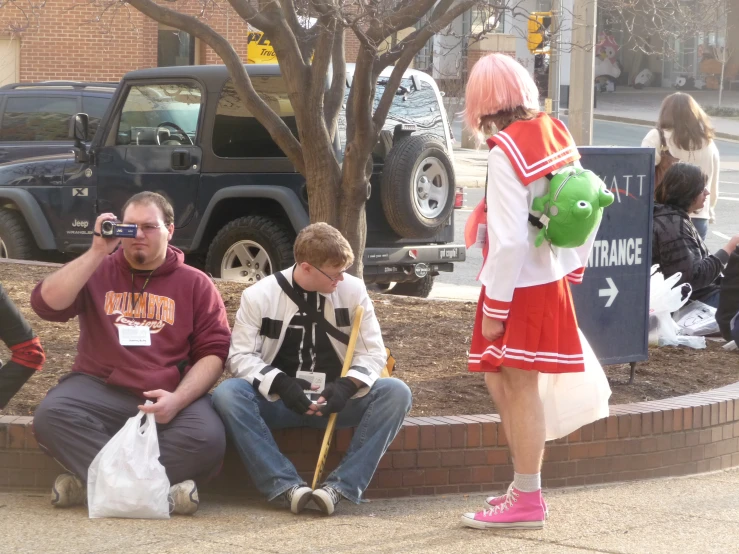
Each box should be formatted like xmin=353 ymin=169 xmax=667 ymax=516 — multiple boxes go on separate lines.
xmin=513 ymin=472 xmax=541 ymax=493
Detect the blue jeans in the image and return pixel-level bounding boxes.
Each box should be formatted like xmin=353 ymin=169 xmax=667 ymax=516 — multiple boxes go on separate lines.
xmin=692 ymin=218 xmax=708 ymax=241
xmin=212 ymin=378 xmax=412 ymax=504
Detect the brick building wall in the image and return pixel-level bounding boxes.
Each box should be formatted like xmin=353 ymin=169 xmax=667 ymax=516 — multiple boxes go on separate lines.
xmin=0 ymin=1 xmax=250 ymax=83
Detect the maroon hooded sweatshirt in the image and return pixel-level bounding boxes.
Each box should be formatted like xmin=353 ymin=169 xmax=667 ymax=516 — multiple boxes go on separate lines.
xmin=31 ymin=246 xmax=231 ymax=397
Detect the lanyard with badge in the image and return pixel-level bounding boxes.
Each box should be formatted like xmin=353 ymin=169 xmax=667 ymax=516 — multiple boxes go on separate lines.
xmin=118 ymin=269 xmax=155 ymax=347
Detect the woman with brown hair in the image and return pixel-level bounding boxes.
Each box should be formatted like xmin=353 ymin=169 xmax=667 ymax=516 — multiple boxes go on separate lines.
xmin=642 ymin=92 xmax=720 ymax=240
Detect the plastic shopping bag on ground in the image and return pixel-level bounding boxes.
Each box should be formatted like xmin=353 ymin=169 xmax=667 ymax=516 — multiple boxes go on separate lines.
xmin=87 ymin=401 xmax=170 ymax=519
xmin=648 ymin=265 xmax=705 ymax=348
xmin=538 ymin=330 xmax=612 ymax=442
xmin=673 ymin=301 xmax=720 ymax=337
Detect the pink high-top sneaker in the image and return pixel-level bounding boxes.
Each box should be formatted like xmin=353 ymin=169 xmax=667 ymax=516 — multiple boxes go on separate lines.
xmin=461 ymin=488 xmax=545 ymax=530
xmin=485 ymin=484 xmax=548 ymax=517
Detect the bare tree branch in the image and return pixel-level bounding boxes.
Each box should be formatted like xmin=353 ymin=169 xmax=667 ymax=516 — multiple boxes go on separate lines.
xmin=280 ymin=0 xmax=308 ymax=51
xmin=324 ymin=23 xmax=346 ymax=142
xmin=365 ymin=0 xmax=437 ymax=42
xmin=224 ymin=0 xmax=273 ymax=34
xmin=600 ymin=0 xmax=727 ymax=59
xmin=1 ymin=0 xmax=45 ymax=33
xmin=309 ymin=16 xmax=335 ymax=105
xmin=372 ymin=0 xmax=478 ymax=131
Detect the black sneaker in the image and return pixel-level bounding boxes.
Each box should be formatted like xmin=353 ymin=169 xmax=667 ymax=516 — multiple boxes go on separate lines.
xmin=311 ymin=486 xmax=342 ymax=516
xmin=284 ymin=485 xmax=313 ymax=514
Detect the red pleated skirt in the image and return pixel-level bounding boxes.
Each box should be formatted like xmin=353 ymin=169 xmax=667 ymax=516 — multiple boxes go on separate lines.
xmin=468 ymin=279 xmax=584 ymax=373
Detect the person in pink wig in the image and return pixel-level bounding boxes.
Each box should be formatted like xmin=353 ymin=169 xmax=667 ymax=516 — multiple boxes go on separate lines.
xmin=460 ymin=53 xmax=597 ymax=530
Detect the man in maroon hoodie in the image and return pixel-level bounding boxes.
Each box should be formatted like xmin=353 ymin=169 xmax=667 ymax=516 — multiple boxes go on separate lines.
xmin=31 ymin=192 xmax=231 ymax=515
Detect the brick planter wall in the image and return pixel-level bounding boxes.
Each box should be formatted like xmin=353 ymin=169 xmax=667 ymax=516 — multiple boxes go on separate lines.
xmin=2 ymin=382 xmax=739 ymax=496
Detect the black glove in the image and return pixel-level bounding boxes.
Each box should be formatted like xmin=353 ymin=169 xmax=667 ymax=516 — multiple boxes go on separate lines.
xmin=269 ymin=372 xmax=313 ymax=415
xmin=318 ymin=377 xmax=359 ymax=415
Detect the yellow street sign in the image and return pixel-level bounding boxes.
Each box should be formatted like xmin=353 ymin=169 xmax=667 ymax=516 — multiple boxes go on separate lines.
xmin=247 ymin=31 xmax=277 ymax=64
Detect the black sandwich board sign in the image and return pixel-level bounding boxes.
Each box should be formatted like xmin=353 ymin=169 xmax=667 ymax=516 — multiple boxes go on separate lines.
xmin=571 ymin=147 xmax=655 ymax=366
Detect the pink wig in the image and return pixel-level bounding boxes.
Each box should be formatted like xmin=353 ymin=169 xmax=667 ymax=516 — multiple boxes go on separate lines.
xmin=464 ymin=53 xmax=540 ymax=132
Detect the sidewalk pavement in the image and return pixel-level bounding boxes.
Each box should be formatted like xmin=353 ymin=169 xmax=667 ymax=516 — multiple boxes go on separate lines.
xmin=2 ymin=468 xmax=737 ymax=553
xmin=591 ymin=88 xmax=739 ymax=140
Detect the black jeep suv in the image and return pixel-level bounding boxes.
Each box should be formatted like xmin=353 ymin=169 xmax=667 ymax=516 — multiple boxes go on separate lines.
xmin=0 ymin=81 xmax=116 ymax=163
xmin=0 ymin=64 xmax=464 ymax=296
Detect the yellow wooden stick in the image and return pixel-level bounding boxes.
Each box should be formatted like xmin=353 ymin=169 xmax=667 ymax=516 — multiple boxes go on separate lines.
xmin=312 ymin=305 xmax=364 ymax=490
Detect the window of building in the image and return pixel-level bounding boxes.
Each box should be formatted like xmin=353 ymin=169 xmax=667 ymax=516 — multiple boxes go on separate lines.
xmin=158 ymin=25 xmax=197 ymax=67
xmin=469 ymin=4 xmax=506 ymax=36
xmin=212 ymin=77 xmax=299 ymax=158
xmin=0 ymin=96 xmax=77 ymax=141
xmin=116 ymin=84 xmax=202 ymax=146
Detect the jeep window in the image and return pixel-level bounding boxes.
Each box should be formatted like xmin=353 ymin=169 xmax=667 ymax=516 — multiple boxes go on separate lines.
xmin=0 ymin=96 xmax=77 ymax=141
xmin=337 ymin=77 xmax=446 ymax=149
xmin=82 ymin=96 xmax=112 ymax=138
xmin=212 ymin=77 xmax=299 ymax=158
xmin=376 ymin=78 xmax=445 ymax=138
xmin=115 ymin=84 xmax=201 ymax=146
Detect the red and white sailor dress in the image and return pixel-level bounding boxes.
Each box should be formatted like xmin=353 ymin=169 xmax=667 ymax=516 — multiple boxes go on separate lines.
xmin=465 ymin=113 xmax=596 ymax=374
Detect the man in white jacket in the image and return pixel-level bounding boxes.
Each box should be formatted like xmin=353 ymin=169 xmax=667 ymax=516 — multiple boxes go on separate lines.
xmin=212 ymin=223 xmax=412 ymax=516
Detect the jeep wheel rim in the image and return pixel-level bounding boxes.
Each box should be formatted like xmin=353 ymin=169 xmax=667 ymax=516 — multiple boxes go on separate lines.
xmin=0 ymin=238 xmax=7 ymax=259
xmin=413 ymin=157 xmax=449 ymax=219
xmin=221 ymin=240 xmax=273 ymax=284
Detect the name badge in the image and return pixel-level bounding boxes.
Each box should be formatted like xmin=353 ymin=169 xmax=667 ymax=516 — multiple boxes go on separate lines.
xmin=118 ymin=326 xmax=151 ymax=346
xmin=296 ymin=370 xmax=326 ymax=402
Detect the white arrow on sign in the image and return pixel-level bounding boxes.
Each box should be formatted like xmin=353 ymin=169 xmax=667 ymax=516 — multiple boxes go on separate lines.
xmin=599 ymin=277 xmax=619 ymax=307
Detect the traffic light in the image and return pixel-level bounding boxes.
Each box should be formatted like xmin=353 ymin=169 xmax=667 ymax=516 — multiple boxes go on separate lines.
xmin=527 ymin=11 xmax=552 ymax=54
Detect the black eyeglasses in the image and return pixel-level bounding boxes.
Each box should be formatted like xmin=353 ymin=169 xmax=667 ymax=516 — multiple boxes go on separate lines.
xmin=311 ymin=264 xmax=352 ymax=283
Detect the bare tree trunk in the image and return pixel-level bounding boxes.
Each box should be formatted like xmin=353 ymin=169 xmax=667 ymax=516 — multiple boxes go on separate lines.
xmin=338 ymin=140 xmax=373 ymax=276
xmin=303 ymin=135 xmax=342 ymax=226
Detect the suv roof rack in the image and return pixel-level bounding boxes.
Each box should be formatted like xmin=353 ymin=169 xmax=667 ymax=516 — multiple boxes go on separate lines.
xmin=0 ymin=81 xmax=118 ymax=91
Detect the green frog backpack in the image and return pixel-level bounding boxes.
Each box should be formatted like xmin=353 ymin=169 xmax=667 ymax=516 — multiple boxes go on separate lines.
xmin=529 ymin=167 xmax=615 ymax=248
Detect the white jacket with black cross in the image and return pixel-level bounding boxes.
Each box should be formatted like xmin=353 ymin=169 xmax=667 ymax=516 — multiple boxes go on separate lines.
xmin=226 ymin=267 xmax=387 ymax=401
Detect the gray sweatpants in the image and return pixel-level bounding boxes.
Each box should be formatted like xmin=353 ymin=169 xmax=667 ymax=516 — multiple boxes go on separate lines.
xmin=33 ymin=372 xmax=226 ymax=485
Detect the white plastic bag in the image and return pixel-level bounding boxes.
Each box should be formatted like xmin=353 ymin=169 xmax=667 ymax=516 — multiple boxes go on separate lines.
xmin=539 ymin=330 xmax=612 ymax=441
xmin=674 ymin=301 xmax=719 ymax=337
xmin=648 ymin=265 xmax=704 ymax=348
xmin=87 ymin=402 xmax=170 ymax=519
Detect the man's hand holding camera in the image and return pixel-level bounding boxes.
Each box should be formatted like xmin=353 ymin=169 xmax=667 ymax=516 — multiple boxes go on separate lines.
xmin=91 ymin=212 xmax=123 ymax=256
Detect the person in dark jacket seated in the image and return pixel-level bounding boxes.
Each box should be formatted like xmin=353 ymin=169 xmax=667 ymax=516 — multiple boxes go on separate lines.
xmin=652 ymin=163 xmax=739 ymax=340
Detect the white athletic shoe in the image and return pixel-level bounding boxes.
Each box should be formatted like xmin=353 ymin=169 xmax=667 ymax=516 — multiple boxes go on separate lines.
xmin=168 ymin=480 xmax=199 ymax=515
xmin=51 ymin=473 xmax=86 ymax=508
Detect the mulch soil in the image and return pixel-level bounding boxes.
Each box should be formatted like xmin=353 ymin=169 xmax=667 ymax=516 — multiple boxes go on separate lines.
xmin=1 ymin=262 xmax=737 ymax=418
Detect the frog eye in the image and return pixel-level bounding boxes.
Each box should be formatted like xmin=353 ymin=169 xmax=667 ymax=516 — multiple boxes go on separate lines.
xmin=578 ymin=201 xmax=587 ymax=208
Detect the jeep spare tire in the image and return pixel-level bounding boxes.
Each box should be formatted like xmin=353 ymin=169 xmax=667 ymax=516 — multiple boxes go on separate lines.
xmin=205 ymin=215 xmax=294 ymax=284
xmin=381 ymin=134 xmax=455 ymax=238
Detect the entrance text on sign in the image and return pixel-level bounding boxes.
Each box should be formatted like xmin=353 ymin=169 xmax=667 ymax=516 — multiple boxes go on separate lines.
xmin=587 ymin=238 xmax=643 ymax=268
